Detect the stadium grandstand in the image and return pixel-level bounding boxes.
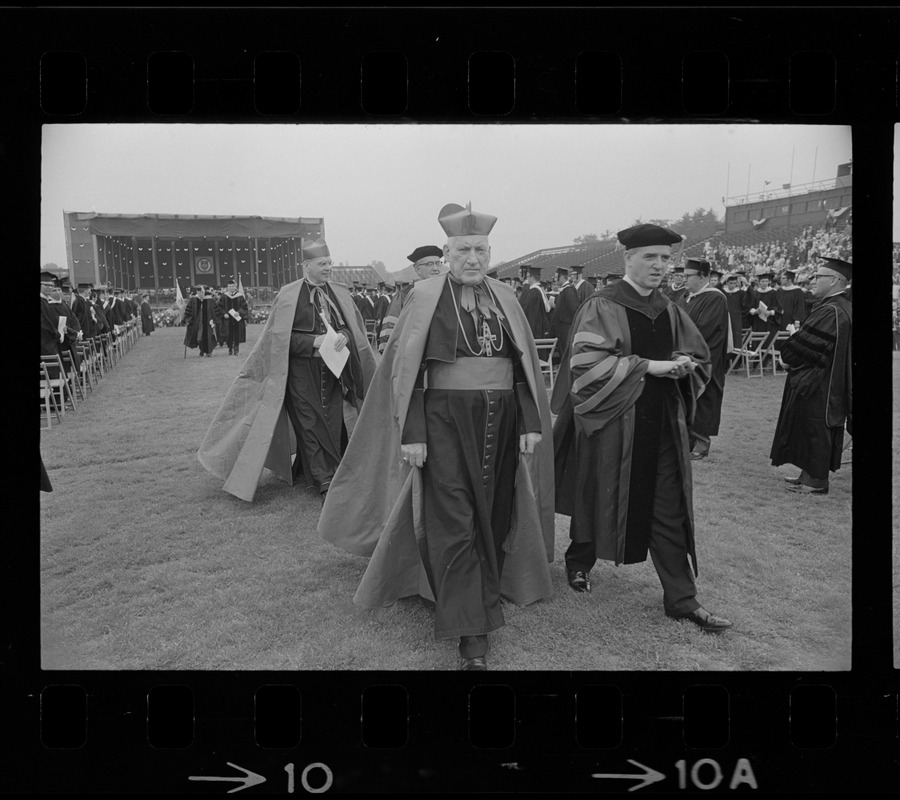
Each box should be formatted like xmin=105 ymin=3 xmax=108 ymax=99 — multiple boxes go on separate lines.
xmin=498 ymin=161 xmax=852 ymax=284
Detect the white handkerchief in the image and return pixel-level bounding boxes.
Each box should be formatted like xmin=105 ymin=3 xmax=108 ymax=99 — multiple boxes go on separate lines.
xmin=318 ymin=314 xmax=349 ymax=378
xmin=57 ymin=316 xmax=67 ymax=340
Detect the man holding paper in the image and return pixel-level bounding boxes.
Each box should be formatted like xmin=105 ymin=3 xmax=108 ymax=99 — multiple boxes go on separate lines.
xmin=219 ymin=279 xmax=249 ymax=355
xmin=198 ymin=238 xmax=377 ymax=501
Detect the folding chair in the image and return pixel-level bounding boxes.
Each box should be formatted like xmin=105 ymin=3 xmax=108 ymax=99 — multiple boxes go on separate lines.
xmin=727 ymin=328 xmax=753 ymax=375
xmin=76 ymin=342 xmax=94 ymax=394
xmin=91 ymin=336 xmax=107 ymax=378
xmin=40 ymin=354 xmax=76 ymax=412
xmin=40 ymin=361 xmax=63 ymax=428
xmin=533 ymin=338 xmax=558 ymax=390
xmin=100 ymin=332 xmax=116 ymax=368
xmin=365 ymin=320 xmax=377 ymax=346
xmin=769 ymin=330 xmax=792 ymax=375
xmin=739 ymin=332 xmax=769 ymax=377
xmin=60 ymin=350 xmax=86 ymax=403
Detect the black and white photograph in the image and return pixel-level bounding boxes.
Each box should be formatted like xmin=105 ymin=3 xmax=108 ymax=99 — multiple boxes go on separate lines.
xmin=39 ymin=123 xmax=853 ymax=672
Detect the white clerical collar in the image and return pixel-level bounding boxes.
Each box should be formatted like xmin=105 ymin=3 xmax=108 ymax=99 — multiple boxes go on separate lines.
xmin=623 ymin=274 xmax=653 ymax=297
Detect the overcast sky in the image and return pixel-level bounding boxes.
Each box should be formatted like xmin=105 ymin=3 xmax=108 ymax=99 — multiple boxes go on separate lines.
xmin=42 ymin=124 xmax=854 ymax=271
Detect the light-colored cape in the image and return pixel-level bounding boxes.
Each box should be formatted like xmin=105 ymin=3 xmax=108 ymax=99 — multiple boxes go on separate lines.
xmin=197 ymin=279 xmax=378 ymax=502
xmin=318 ymin=273 xmax=555 ymax=608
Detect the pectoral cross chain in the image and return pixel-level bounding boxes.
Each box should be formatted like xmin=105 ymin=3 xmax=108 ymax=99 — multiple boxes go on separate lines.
xmin=479 ymin=321 xmax=497 ymax=357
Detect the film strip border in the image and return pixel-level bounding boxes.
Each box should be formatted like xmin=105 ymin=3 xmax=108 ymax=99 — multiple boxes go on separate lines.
xmin=13 ymin=674 xmax=900 ymax=792
xmin=8 ymin=5 xmax=899 ymax=795
xmin=8 ymin=7 xmax=900 ymax=120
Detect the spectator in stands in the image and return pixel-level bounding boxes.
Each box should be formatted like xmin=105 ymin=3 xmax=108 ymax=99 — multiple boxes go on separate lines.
xmin=771 ymin=257 xmax=852 ymax=495
xmin=198 ymin=238 xmax=377 ymax=501
xmin=552 ymin=223 xmax=731 ymax=633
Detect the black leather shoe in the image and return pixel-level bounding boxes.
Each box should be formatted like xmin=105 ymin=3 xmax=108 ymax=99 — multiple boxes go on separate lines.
xmin=785 ymin=483 xmax=828 ymax=495
xmin=690 ymin=451 xmax=708 ymax=461
xmin=459 ymin=656 xmax=487 ymax=671
xmin=667 ymin=607 xmax=733 ymax=633
xmin=783 ymin=475 xmax=802 ymax=485
xmin=567 ymin=570 xmax=591 ymax=593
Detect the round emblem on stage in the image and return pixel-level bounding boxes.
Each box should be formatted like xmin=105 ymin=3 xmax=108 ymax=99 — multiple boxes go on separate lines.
xmin=196 ymin=257 xmax=213 ymax=273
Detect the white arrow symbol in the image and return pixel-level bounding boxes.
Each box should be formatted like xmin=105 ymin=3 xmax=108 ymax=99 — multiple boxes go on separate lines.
xmin=189 ymin=762 xmax=267 ymax=793
xmin=591 ymin=759 xmax=666 ymax=792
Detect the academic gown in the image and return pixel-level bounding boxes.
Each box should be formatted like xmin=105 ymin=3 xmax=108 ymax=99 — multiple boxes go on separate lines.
xmin=140 ymin=300 xmax=155 ymax=335
xmin=677 ymin=287 xmax=729 ymax=438
xmin=41 ymin=297 xmax=81 ymax=374
xmin=318 ymin=273 xmax=555 ymax=624
xmin=183 ymin=296 xmax=218 ymax=352
xmin=220 ymin=292 xmax=249 ymax=344
xmin=71 ymin=294 xmax=94 ymax=339
xmin=770 ymin=292 xmax=852 ymax=479
xmin=377 ymin=284 xmax=413 ymax=353
xmin=723 ymin=288 xmax=746 ymax=347
xmin=574 ymin=280 xmax=593 ymax=305
xmin=551 ymin=280 xmax=710 ymax=571
xmin=552 ymin=284 xmax=580 ymax=352
xmin=197 ymin=280 xmax=377 ymax=502
xmin=776 ymin=286 xmax=809 ymax=329
xmin=519 ymin=285 xmax=551 ymax=340
xmin=743 ymin=287 xmax=781 ymax=338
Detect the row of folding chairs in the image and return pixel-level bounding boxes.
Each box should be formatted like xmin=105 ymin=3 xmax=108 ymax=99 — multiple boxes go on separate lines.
xmin=40 ymin=320 xmax=143 ymax=428
xmin=728 ymin=328 xmax=792 ymax=378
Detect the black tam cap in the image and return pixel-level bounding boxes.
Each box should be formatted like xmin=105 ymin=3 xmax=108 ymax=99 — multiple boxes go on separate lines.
xmin=820 ymin=257 xmax=852 ymax=280
xmin=684 ymin=258 xmax=712 ymax=277
xmin=617 ymin=223 xmax=682 ymax=249
xmin=407 ymin=245 xmax=442 ymax=263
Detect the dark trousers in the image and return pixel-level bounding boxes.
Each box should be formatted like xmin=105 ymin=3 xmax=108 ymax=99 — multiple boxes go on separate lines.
xmin=226 ymin=321 xmax=241 ymax=350
xmin=565 ymin=420 xmax=699 ymax=616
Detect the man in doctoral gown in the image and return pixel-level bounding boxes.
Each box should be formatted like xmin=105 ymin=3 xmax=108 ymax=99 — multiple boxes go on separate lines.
xmin=676 ymin=259 xmax=731 ymax=461
xmin=771 ymin=257 xmax=852 ymax=495
xmin=552 ymin=223 xmax=733 ymax=633
xmin=318 ymin=202 xmax=554 ymax=671
xmin=518 ymin=264 xmax=551 ymax=340
xmin=377 ymin=244 xmax=445 ymax=353
xmin=219 ymin=279 xmax=249 ymax=355
xmin=183 ymin=285 xmax=218 ymax=356
xmin=552 ymin=266 xmax=579 ymax=354
xmin=198 ymin=238 xmax=377 ymax=501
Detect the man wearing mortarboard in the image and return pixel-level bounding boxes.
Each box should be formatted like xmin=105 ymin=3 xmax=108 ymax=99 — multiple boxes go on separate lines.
xmin=771 ymin=257 xmax=852 ymax=495
xmin=198 ymin=238 xmax=377 ymax=502
xmin=373 ymin=281 xmax=391 ymax=343
xmin=776 ymin=269 xmax=808 ymax=332
xmin=552 ymin=266 xmax=579 ymax=353
xmin=218 ymin=278 xmax=248 ymax=355
xmin=742 ymin=270 xmax=782 ymax=349
xmin=661 ymin=264 xmax=687 ymax=304
xmin=139 ymin=292 xmax=156 ymax=336
xmin=72 ymin=282 xmax=96 ymax=340
xmin=518 ymin=264 xmax=551 ymax=340
xmin=319 ymin=202 xmax=554 ymax=671
xmin=676 ymin=259 xmax=731 ymax=461
xmin=552 ymin=223 xmax=733 ymax=633
xmin=571 ymin=265 xmax=592 ymax=305
xmin=40 ymin=271 xmax=81 ymax=378
xmin=377 ymin=244 xmax=445 ymax=354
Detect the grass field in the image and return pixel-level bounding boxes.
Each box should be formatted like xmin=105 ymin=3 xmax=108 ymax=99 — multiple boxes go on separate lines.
xmin=40 ymin=326 xmax=852 ymax=671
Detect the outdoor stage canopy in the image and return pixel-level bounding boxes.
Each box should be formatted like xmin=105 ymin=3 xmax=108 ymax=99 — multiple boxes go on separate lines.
xmin=64 ymin=211 xmax=326 ymax=294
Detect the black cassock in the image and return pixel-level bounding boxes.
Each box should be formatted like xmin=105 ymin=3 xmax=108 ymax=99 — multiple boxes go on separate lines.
xmin=770 ymin=292 xmax=852 ymax=480
xmin=285 ymin=281 xmax=366 ymax=492
xmin=518 ymin=285 xmax=550 ymax=340
xmin=402 ymin=278 xmax=541 ymax=642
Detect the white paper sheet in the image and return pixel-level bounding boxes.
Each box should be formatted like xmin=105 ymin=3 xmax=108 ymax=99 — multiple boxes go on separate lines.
xmin=228 ymin=309 xmax=241 ymax=321
xmin=318 ymin=315 xmax=349 ymax=378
